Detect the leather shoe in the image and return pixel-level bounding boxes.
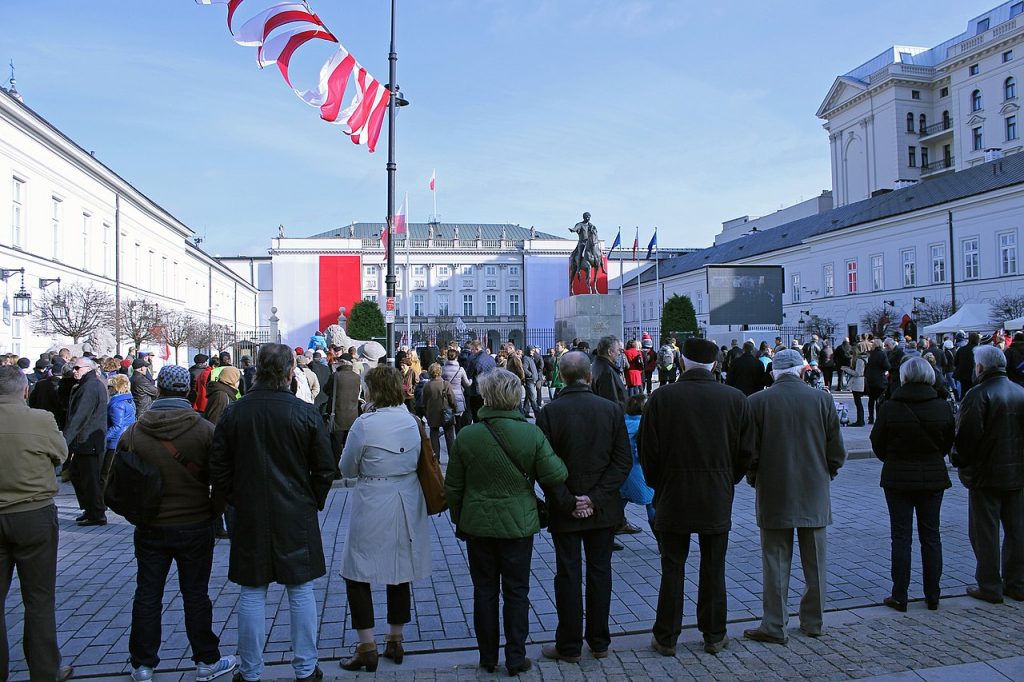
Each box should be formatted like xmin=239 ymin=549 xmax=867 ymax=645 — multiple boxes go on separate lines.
xmin=743 ymin=628 xmax=787 ymax=645
xmin=75 ymin=513 xmax=87 ymax=522
xmin=59 ymin=665 xmax=74 ymax=681
xmin=76 ymin=517 xmax=107 ymax=527
xmin=589 ymin=648 xmax=609 ymax=659
xmin=541 ymin=645 xmax=580 ymax=663
xmin=799 ymin=627 xmax=822 ymax=638
xmin=1005 ymin=589 xmax=1024 ymax=602
xmin=883 ymin=597 xmax=907 ymax=612
xmin=506 ymin=658 xmax=532 ymax=676
xmin=849 ymin=421 xmax=866 ymax=427
xmin=612 ymin=542 xmax=624 ymax=551
xmin=616 ymin=521 xmax=643 ymax=535
xmin=703 ymin=635 xmax=729 ymax=654
xmin=966 ymin=586 xmax=1004 ymax=604
xmin=650 ymin=636 xmax=676 ymax=657
xmin=295 ymin=667 xmax=322 ymax=682
xmin=926 ymin=600 xmax=939 ymax=611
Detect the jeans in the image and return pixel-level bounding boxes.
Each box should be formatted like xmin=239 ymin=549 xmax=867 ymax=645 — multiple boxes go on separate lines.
xmin=968 ymin=488 xmax=1024 ymax=597
xmin=627 ymin=385 xmax=642 ymax=396
xmin=523 ymin=383 xmax=541 ymax=416
xmin=69 ymin=451 xmax=104 ymax=521
xmin=467 ymin=536 xmax=533 ymax=669
xmin=430 ymin=426 xmax=454 ymax=459
xmin=237 ymin=581 xmax=318 ymax=681
xmin=344 ymin=580 xmax=410 ymax=630
xmin=653 ymin=532 xmax=728 ymax=646
xmin=0 ymin=505 xmax=60 ymax=681
xmin=551 ymin=527 xmax=615 ymax=656
xmin=884 ymin=489 xmax=944 ymax=603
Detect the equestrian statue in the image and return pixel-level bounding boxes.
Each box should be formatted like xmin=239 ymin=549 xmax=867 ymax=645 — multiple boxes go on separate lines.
xmin=569 ymin=212 xmax=606 ymax=294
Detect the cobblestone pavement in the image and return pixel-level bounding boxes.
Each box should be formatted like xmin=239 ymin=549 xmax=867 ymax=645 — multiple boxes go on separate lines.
xmin=3 ymin=430 xmax=987 ymax=680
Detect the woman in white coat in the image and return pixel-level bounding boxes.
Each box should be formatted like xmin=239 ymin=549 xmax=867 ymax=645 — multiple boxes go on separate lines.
xmin=339 ymin=365 xmax=431 ymax=672
xmin=842 ymin=346 xmax=867 ymax=426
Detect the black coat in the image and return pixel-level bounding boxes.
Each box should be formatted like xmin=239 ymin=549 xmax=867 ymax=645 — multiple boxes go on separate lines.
xmin=952 ymin=369 xmax=1024 ymax=490
xmin=210 ymin=386 xmax=336 ymax=586
xmin=1005 ymin=340 xmax=1024 ymax=386
xmin=536 ymin=385 xmax=631 ymax=533
xmin=590 ymin=355 xmax=627 ymax=407
xmin=131 ymin=371 xmax=159 ymax=417
xmin=308 ymin=360 xmax=332 ymax=410
xmin=640 ymin=369 xmax=753 ymax=534
xmin=725 ymin=352 xmax=766 ymax=396
xmin=953 ymin=343 xmax=977 ymax=385
xmin=63 ymin=371 xmax=107 ymax=455
xmin=869 ymin=383 xmax=953 ymax=491
xmin=864 ymin=348 xmax=891 ymax=392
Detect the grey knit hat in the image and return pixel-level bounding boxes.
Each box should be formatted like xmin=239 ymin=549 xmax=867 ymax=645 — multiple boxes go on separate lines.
xmin=772 ymin=349 xmax=804 ymax=370
xmin=157 ymin=365 xmax=191 ymax=393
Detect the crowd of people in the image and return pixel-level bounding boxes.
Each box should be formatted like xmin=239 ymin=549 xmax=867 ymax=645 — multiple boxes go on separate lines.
xmin=2 ymin=324 xmax=1022 ymax=680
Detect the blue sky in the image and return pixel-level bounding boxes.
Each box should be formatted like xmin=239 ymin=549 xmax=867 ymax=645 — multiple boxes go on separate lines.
xmin=1 ymin=1 xmax=1000 ymax=257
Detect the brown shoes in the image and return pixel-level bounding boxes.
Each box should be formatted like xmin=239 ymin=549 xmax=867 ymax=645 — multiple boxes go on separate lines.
xmin=541 ymin=645 xmax=580 ymax=663
xmin=383 ymin=635 xmax=404 ymax=665
xmin=966 ymin=586 xmax=1004 ymax=604
xmin=340 ymin=642 xmax=378 ymax=672
xmin=743 ymin=628 xmax=788 ymax=645
xmin=650 ymin=636 xmax=676 ymax=657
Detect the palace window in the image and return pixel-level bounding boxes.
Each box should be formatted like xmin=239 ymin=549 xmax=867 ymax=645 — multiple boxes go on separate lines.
xmin=509 ymin=293 xmax=520 ymax=316
xmin=963 ymin=237 xmax=979 ymax=280
xmin=973 ymin=126 xmax=984 ymax=150
xmin=11 ymin=177 xmax=24 ymax=247
xmin=1006 ymin=77 xmax=1017 ymax=101
xmin=901 ymin=248 xmax=916 ymax=287
xmin=1000 ymin=231 xmax=1018 ymax=275
xmin=1008 ymin=115 xmax=1018 ymax=141
xmin=972 ymin=89 xmax=983 ymax=111
xmin=437 ymin=294 xmax=449 ymax=316
xmin=463 ymin=294 xmax=474 ymax=316
xmin=51 ymin=197 xmax=61 ymax=260
xmin=486 ymin=294 xmax=497 ymax=316
xmin=413 ymin=293 xmax=424 ymax=316
xmin=847 ymin=259 xmax=858 ymax=294
xmin=823 ymin=263 xmax=834 ymax=297
xmin=931 ymin=244 xmax=946 ymax=284
xmin=871 ymin=254 xmax=883 ymax=291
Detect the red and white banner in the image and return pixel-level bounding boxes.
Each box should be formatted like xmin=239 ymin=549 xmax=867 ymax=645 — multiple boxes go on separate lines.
xmin=196 ymin=0 xmax=389 ymax=152
xmin=429 ymin=169 xmax=436 ymax=191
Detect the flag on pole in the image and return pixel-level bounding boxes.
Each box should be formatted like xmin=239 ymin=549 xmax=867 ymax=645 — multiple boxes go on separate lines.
xmin=429 ymin=169 xmax=436 ymax=191
xmin=394 ymin=193 xmax=408 ymax=235
xmin=632 ymin=227 xmax=639 ymax=260
xmin=610 ymin=228 xmax=621 ymax=252
xmin=646 ymin=228 xmax=658 ymax=260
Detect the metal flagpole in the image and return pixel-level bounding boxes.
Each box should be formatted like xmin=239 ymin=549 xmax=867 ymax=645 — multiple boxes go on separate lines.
xmin=654 ymin=227 xmax=660 ymax=324
xmin=635 ymin=226 xmax=641 ymax=340
xmin=619 ymin=227 xmax=624 ymax=341
xmin=405 ymin=193 xmax=411 ymax=345
xmin=432 ymin=169 xmax=437 ymax=221
xmin=384 ymin=0 xmax=399 ymax=365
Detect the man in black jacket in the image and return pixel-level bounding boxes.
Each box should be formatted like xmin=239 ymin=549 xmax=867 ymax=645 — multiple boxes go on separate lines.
xmin=953 ymin=332 xmax=980 ymax=399
xmin=952 ymin=344 xmax=1024 ymax=603
xmin=590 ymin=336 xmax=627 ymax=407
xmin=308 ymin=351 xmax=332 ymax=414
xmin=725 ymin=341 xmax=766 ymax=396
xmin=63 ymin=358 xmax=109 ymax=526
xmin=641 ymin=338 xmax=753 ymax=656
xmin=536 ymin=352 xmax=631 ymax=663
xmin=1005 ymin=332 xmax=1024 ymax=387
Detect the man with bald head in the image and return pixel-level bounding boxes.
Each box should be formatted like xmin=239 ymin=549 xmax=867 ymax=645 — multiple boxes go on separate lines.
xmin=536 ymin=351 xmax=631 ymax=663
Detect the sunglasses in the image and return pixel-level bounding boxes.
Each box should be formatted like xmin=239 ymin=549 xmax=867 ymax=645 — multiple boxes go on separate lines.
xmin=72 ymin=366 xmax=90 ymax=371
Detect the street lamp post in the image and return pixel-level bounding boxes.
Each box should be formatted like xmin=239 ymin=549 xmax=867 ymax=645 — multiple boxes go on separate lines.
xmin=384 ymin=0 xmax=408 ymax=366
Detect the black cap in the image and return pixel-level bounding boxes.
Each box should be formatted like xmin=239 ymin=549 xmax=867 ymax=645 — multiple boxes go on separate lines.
xmin=132 ymin=358 xmax=148 ymax=369
xmin=682 ymin=338 xmax=718 ymax=364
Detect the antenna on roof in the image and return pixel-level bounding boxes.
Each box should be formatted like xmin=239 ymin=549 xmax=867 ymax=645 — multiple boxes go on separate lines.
xmin=6 ymin=60 xmax=22 ymax=102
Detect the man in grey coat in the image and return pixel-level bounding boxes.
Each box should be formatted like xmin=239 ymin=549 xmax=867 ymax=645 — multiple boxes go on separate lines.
xmin=744 ymin=349 xmax=846 ymax=645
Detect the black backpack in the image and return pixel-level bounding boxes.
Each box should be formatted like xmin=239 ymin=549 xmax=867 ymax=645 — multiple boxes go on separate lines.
xmin=104 ymin=427 xmax=163 ymax=525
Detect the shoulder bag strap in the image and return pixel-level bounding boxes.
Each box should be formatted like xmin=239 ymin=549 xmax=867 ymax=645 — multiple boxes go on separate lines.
xmin=482 ymin=421 xmax=532 ymax=485
xmin=159 ymin=440 xmax=205 ymax=480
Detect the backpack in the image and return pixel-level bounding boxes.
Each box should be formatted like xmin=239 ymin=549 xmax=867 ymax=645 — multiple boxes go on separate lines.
xmin=658 ymin=345 xmax=676 ymax=370
xmin=104 ymin=427 xmax=163 ymax=525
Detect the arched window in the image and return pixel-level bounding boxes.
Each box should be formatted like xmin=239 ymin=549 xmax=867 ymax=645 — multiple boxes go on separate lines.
xmin=919 ymin=113 xmax=927 ymax=134
xmin=942 ymin=110 xmax=951 ymax=129
xmin=1006 ymin=76 xmax=1017 ymax=100
xmin=906 ymin=112 xmax=914 ymax=132
xmin=973 ymin=89 xmax=983 ymax=111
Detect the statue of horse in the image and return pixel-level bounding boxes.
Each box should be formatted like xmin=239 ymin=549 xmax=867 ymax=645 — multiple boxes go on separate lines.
xmin=569 ymin=220 xmax=605 ymax=294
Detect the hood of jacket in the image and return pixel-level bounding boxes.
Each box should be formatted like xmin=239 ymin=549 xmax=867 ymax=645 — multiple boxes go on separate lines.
xmin=137 ymin=401 xmax=204 ymax=441
xmin=207 ymin=380 xmax=237 ymax=402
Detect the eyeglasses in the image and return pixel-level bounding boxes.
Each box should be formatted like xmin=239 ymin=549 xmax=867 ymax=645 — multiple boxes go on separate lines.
xmin=72 ymin=365 xmax=89 ymax=371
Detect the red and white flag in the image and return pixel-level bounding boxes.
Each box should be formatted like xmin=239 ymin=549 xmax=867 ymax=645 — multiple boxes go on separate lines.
xmin=429 ymin=170 xmax=436 ymax=192
xmin=632 ymin=226 xmax=639 ymax=260
xmin=395 ymin=193 xmax=408 ymax=235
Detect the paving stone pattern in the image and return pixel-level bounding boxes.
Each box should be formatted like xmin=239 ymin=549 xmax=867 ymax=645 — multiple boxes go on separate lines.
xmin=5 ymin=450 xmax=981 ymax=679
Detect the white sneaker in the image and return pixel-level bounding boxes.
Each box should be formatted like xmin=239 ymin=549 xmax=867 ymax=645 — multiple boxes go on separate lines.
xmin=131 ymin=665 xmax=154 ymax=682
xmin=196 ymin=655 xmax=238 ymax=682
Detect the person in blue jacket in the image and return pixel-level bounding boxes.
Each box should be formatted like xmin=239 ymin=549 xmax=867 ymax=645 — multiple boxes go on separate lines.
xmin=103 ymin=374 xmax=136 ymax=491
xmin=308 ymin=331 xmax=328 ymax=353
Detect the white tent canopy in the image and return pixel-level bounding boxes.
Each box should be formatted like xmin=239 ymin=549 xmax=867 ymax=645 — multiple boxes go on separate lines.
xmin=922 ymin=303 xmax=994 ymax=335
xmin=1005 ymin=316 xmax=1024 ymax=330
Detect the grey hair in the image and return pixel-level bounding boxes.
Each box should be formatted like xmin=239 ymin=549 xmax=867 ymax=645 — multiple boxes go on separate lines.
xmin=899 ymin=356 xmax=936 ymax=385
xmin=681 ymin=356 xmax=714 ymax=372
xmin=773 ymin=365 xmax=804 ymax=380
xmin=0 ymin=366 xmax=28 ymax=396
xmin=974 ymin=344 xmax=1007 ymax=371
xmin=595 ymin=335 xmax=620 ymax=358
xmin=77 ymin=357 xmax=98 ymax=370
xmin=558 ymin=351 xmax=591 ymax=385
xmin=479 ymin=368 xmax=524 ymax=411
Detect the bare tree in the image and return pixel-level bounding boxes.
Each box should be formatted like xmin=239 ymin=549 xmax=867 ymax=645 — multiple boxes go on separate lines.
xmin=914 ymin=300 xmax=955 ymax=327
xmin=990 ymin=294 xmax=1024 ymax=323
xmin=32 ymin=282 xmax=114 ymax=343
xmin=211 ymin=324 xmax=235 ymax=354
xmin=121 ymin=299 xmax=163 ymax=352
xmin=162 ymin=312 xmax=196 ymax=364
xmin=802 ymin=315 xmax=838 ymax=342
xmin=188 ymin=320 xmax=214 ymax=353
xmin=861 ymin=305 xmax=899 ymax=338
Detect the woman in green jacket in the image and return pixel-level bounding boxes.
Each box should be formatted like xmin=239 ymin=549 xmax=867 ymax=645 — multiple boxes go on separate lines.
xmin=445 ymin=368 xmax=568 ymax=677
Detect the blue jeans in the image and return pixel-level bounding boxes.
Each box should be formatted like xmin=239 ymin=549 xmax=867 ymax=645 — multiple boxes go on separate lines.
xmin=237 ymin=581 xmax=318 ymax=680
xmin=130 ymin=520 xmax=220 ymax=668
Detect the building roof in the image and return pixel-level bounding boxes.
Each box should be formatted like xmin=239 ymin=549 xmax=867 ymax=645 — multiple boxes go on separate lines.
xmin=309 ymin=222 xmax=566 ymax=241
xmin=624 ymin=153 xmax=1024 ymax=288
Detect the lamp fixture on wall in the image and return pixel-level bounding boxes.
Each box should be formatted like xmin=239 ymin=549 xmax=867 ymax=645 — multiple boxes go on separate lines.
xmin=0 ymin=268 xmax=31 ymax=317
xmin=798 ymin=309 xmax=812 ymax=325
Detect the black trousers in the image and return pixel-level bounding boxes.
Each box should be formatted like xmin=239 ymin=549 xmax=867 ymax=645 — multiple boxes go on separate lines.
xmin=851 ymin=392 xmax=865 ymax=424
xmin=469 ymin=395 xmax=484 ymax=423
xmin=69 ymin=451 xmax=104 ymax=520
xmin=884 ymin=489 xmax=944 ymax=603
xmin=0 ymin=505 xmax=60 ymax=681
xmin=130 ymin=520 xmax=221 ymax=668
xmin=552 ymin=527 xmax=615 ymax=656
xmin=968 ymin=488 xmax=1024 ymax=597
xmin=867 ymin=387 xmax=884 ymax=422
xmin=653 ymin=531 xmax=728 ymax=646
xmin=467 ymin=536 xmax=533 ymax=669
xmin=345 ymin=579 xmax=410 ymax=630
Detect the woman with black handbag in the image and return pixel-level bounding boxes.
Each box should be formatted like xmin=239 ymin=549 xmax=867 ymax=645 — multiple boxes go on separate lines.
xmin=445 ymin=369 xmax=569 ymax=676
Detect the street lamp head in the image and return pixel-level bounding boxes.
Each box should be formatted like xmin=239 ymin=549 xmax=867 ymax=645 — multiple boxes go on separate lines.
xmin=883 ymin=300 xmax=895 ymax=307
xmin=12 ymin=285 xmax=31 ymax=317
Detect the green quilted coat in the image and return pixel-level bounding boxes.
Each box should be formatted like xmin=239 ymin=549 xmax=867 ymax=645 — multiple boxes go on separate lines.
xmin=446 ymin=408 xmax=568 ymax=538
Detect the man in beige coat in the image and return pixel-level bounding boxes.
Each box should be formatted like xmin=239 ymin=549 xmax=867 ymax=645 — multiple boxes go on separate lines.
xmin=0 ymin=366 xmax=72 ymax=681
xmin=744 ymin=349 xmax=846 ymax=645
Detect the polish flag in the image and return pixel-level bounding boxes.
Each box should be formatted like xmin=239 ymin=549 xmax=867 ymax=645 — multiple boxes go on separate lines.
xmin=429 ymin=170 xmax=436 ymax=192
xmin=394 ymin=193 xmax=408 ymax=235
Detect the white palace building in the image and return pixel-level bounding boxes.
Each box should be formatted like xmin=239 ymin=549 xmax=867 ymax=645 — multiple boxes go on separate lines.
xmin=625 ymin=0 xmax=1024 ymax=343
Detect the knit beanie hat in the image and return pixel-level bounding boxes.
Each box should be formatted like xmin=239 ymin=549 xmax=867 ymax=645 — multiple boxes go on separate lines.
xmin=157 ymin=365 xmax=191 ymax=394
xmin=217 ymin=366 xmax=241 ymax=389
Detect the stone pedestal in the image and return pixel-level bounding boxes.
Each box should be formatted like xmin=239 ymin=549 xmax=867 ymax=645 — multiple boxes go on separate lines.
xmin=554 ymin=294 xmax=622 ymax=349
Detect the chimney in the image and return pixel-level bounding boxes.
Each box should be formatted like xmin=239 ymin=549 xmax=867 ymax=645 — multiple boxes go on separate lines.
xmin=984 ymin=148 xmax=1003 ymax=163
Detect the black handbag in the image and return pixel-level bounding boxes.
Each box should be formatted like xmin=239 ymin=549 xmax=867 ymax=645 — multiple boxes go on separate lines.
xmin=482 ymin=422 xmax=548 ymax=529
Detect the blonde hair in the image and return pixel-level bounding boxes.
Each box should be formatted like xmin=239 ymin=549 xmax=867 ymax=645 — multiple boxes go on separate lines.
xmin=109 ymin=374 xmax=130 ymax=395
xmin=428 ymin=362 xmax=442 ymax=379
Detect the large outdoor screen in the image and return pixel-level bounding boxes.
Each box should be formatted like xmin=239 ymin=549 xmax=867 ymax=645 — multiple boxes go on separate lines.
xmin=706 ymin=265 xmax=784 ymax=326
